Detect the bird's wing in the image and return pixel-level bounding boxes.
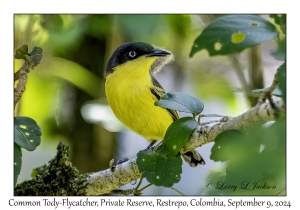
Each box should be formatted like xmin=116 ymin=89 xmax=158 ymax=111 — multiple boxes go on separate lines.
xmin=150 ymin=75 xmax=179 ymax=121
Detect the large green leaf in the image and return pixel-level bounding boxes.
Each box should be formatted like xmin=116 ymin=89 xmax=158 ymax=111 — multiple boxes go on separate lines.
xmin=14 ymin=143 xmax=22 ymax=187
xmin=136 ymin=149 xmax=182 ymax=187
xmin=154 ymin=92 xmax=204 ymax=115
xmin=190 ymin=15 xmax=278 ymax=57
xmin=164 ymin=117 xmax=199 ymax=156
xmin=14 ymin=116 xmax=42 ymax=151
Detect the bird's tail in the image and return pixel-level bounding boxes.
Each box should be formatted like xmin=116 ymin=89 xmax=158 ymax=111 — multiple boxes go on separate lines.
xmin=182 ymin=150 xmax=205 ymax=167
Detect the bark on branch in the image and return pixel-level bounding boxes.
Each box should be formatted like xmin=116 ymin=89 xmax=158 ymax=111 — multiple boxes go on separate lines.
xmin=14 ymin=45 xmax=43 ymax=110
xmin=84 ymin=98 xmax=285 ymax=195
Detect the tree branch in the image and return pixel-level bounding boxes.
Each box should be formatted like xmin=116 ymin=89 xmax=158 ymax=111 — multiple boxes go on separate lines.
xmin=14 ymin=45 xmax=43 ymax=110
xmin=248 ymin=45 xmax=264 ymax=106
xmin=14 ymin=63 xmax=30 ymax=109
xmin=84 ymin=98 xmax=285 ymax=195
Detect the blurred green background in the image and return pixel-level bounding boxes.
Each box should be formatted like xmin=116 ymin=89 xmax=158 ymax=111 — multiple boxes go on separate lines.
xmin=14 ymin=14 xmax=284 ymax=195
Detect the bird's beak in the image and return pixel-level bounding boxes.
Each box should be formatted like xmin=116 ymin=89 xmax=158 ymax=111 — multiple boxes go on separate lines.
xmin=146 ymin=49 xmax=172 ymax=57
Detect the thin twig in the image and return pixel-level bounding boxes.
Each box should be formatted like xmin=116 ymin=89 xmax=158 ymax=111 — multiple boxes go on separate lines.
xmin=257 ymin=71 xmax=279 ymax=104
xmin=229 ymin=54 xmax=250 ymax=95
xmin=248 ymin=45 xmax=264 ymax=106
xmin=200 ymin=119 xmax=222 ymax=125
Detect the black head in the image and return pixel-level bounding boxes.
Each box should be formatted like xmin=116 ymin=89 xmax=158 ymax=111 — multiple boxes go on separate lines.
xmin=105 ymin=42 xmax=171 ymax=77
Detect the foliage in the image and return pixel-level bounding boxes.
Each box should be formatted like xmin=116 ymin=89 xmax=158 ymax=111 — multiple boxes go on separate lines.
xmin=207 ymin=119 xmax=286 ymax=195
xmin=270 ymin=37 xmax=286 ymax=61
xmin=190 ymin=15 xmax=278 ymax=57
xmin=14 ymin=117 xmax=42 ymax=186
xmin=154 ymin=92 xmax=204 ymax=115
xmin=137 ymin=92 xmax=203 ymax=187
xmin=14 ymin=143 xmax=22 ymax=187
xmin=14 ymin=117 xmax=42 ymax=151
xmin=270 ymin=14 xmax=286 ymax=35
xmin=201 ymin=14 xmax=285 ymax=195
xmin=164 ymin=117 xmax=200 ymax=156
xmin=137 ymin=145 xmax=182 ymax=187
xmin=137 ymin=14 xmax=286 ymax=193
xmin=14 ymin=45 xmax=43 ymax=187
xmin=14 ymin=45 xmax=43 ymax=67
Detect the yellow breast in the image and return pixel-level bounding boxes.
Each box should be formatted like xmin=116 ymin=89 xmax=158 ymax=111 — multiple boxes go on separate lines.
xmin=105 ymin=57 xmax=174 ymax=141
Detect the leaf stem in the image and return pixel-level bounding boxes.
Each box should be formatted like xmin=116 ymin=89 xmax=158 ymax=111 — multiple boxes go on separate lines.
xmin=135 ymin=177 xmax=143 ymax=190
xmin=138 ymin=183 xmax=153 ymax=192
xmin=170 ymin=187 xmax=185 ymax=196
xmin=197 ymin=115 xmax=202 ymax=123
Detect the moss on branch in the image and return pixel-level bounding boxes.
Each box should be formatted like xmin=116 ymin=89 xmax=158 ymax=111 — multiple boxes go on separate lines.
xmin=14 ymin=141 xmax=88 ymax=196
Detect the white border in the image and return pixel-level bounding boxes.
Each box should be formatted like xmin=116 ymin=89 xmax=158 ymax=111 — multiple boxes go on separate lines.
xmin=2 ymin=0 xmax=298 ymax=208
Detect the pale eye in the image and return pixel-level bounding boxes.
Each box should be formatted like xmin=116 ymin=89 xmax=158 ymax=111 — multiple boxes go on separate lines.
xmin=128 ymin=51 xmax=137 ymax=58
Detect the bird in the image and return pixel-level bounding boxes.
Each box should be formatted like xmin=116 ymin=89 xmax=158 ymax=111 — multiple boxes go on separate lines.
xmin=105 ymin=42 xmax=205 ymax=167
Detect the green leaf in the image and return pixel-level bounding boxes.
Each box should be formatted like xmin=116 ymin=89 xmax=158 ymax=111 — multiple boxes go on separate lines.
xmin=278 ymin=61 xmax=286 ymax=102
xmin=190 ymin=15 xmax=278 ymax=57
xmin=14 ymin=45 xmax=29 ymax=59
xmin=270 ymin=14 xmax=286 ymax=34
xmin=14 ymin=143 xmax=22 ymax=187
xmin=136 ymin=149 xmax=182 ymax=187
xmin=14 ymin=116 xmax=42 ymax=151
xmin=29 ymin=47 xmax=43 ymax=67
xmin=270 ymin=37 xmax=286 ymax=61
xmin=164 ymin=117 xmax=199 ymax=156
xmin=211 ymin=130 xmax=248 ymax=162
xmin=154 ymin=92 xmax=204 ymax=115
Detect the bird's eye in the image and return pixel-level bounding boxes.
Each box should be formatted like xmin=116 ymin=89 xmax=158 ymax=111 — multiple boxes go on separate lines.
xmin=128 ymin=51 xmax=137 ymax=58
